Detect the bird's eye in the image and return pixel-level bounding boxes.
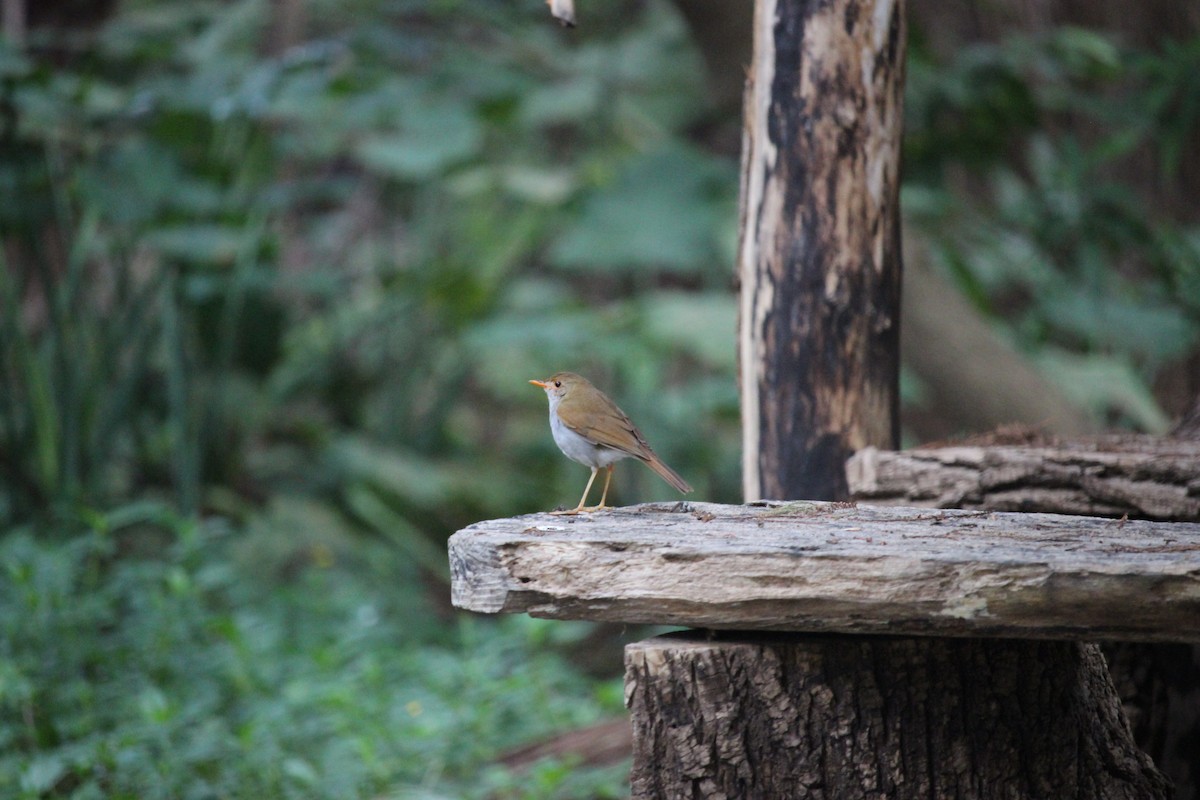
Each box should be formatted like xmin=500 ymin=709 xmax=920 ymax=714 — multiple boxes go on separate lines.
xmin=553 ymin=380 xmax=561 ymax=388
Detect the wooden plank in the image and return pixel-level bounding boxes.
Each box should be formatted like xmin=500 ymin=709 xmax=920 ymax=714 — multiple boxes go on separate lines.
xmin=846 ymin=436 xmax=1200 ymax=520
xmin=448 ymin=501 xmax=1200 ymax=642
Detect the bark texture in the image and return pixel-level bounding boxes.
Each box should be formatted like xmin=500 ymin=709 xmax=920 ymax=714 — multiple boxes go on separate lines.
xmin=448 ymin=501 xmax=1200 ymax=641
xmin=847 ymin=436 xmax=1200 ymax=521
xmin=737 ymin=0 xmax=905 ymax=501
xmin=1106 ymin=641 xmax=1200 ymax=800
xmin=626 ymin=631 xmax=1170 ymax=800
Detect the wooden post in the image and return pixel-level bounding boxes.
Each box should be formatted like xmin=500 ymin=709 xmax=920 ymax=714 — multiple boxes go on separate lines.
xmin=449 ymin=503 xmax=1200 ymax=641
xmin=737 ymin=0 xmax=904 ymax=502
xmin=848 ymin=433 xmax=1200 ymax=799
xmin=847 ymin=435 xmax=1200 ymax=520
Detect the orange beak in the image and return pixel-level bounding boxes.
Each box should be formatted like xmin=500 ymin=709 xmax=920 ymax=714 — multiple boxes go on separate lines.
xmin=529 ymin=379 xmax=549 ymax=389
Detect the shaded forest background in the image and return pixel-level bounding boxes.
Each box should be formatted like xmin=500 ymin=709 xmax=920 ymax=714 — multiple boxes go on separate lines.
xmin=1 ymin=0 xmax=1197 ymax=797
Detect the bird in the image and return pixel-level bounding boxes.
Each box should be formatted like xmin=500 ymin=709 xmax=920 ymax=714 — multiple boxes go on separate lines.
xmin=529 ymin=372 xmax=692 ymax=515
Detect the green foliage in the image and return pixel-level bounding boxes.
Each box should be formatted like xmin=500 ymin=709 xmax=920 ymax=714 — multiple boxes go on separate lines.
xmin=1 ymin=2 xmax=730 ymax=797
xmin=0 ymin=507 xmax=626 ymax=798
xmin=905 ymin=28 xmax=1200 ymax=430
xmin=0 ymin=0 xmax=741 ymax=532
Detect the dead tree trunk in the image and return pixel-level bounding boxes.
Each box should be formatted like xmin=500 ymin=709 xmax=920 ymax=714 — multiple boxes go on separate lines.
xmin=627 ymin=632 xmax=1171 ymax=800
xmin=737 ymin=0 xmax=905 ymax=501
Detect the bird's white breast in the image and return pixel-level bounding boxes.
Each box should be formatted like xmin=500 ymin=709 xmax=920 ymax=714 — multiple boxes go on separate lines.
xmin=547 ymin=393 xmax=629 ymax=469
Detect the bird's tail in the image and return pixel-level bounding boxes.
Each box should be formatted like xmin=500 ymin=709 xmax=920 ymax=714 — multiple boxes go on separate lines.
xmin=641 ymin=453 xmax=692 ymax=494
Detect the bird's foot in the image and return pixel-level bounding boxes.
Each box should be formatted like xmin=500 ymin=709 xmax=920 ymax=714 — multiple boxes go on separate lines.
xmin=549 ymin=507 xmax=584 ymax=516
xmin=548 ymin=503 xmax=610 ymax=515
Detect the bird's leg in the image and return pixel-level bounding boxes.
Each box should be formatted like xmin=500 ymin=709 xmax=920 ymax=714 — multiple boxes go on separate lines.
xmin=551 ymin=466 xmax=599 ymax=515
xmin=583 ymin=465 xmax=615 ymax=512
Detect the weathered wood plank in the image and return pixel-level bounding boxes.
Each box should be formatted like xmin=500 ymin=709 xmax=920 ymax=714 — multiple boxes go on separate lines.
xmin=847 ymin=436 xmax=1200 ymax=520
xmin=448 ymin=501 xmax=1200 ymax=642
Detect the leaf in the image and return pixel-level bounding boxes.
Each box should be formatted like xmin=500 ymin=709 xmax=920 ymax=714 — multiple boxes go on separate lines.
xmin=20 ymin=755 xmax=67 ymax=794
xmin=1035 ymin=349 xmax=1170 ymax=433
xmin=549 ymin=144 xmax=734 ymax=273
xmin=0 ymin=40 xmax=31 ymax=78
xmin=282 ymin=756 xmax=320 ymax=786
xmin=447 ymin=165 xmax=576 ymax=204
xmin=343 ymin=484 xmax=449 ymax=582
xmin=639 ymin=291 xmax=735 ymax=368
xmin=1042 ymin=287 xmax=1196 ymax=363
xmin=327 ymin=437 xmax=456 ymax=510
xmin=146 ymin=224 xmax=248 ymax=265
xmin=354 ymin=94 xmax=482 ymax=180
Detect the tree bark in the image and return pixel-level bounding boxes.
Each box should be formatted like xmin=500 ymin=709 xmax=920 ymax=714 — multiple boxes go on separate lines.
xmin=1105 ymin=641 xmax=1200 ymax=800
xmin=626 ymin=631 xmax=1171 ymax=800
xmin=1174 ymin=395 xmax=1200 ymax=440
xmin=847 ymin=435 xmax=1200 ymax=520
xmin=737 ymin=0 xmax=905 ymax=501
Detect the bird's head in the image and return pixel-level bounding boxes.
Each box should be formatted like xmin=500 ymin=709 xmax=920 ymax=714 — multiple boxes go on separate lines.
xmin=529 ymin=372 xmax=588 ymax=400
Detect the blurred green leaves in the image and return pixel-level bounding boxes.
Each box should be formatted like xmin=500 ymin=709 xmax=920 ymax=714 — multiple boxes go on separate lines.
xmin=550 ymin=145 xmax=735 ymax=274
xmin=354 ymin=85 xmax=484 ymax=180
xmin=0 ymin=511 xmax=626 ymax=799
xmin=0 ymin=6 xmax=731 ymax=790
xmin=0 ymin=0 xmax=740 ymax=533
xmin=905 ymin=29 xmax=1200 ymax=430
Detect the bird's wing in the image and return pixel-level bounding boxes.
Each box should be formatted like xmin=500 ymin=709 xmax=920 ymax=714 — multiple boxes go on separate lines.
xmin=556 ymin=395 xmax=653 ymax=459
xmin=558 ymin=391 xmax=693 ymax=494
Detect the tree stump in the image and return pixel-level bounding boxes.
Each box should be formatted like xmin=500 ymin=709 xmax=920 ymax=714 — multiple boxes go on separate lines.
xmin=626 ymin=631 xmax=1171 ymax=800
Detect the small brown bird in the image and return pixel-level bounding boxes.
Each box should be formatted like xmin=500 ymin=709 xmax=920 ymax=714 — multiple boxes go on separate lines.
xmin=530 ymin=372 xmax=692 ymax=515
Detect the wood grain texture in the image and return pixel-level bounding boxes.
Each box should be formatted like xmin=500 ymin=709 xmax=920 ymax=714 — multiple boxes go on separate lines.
xmin=847 ymin=436 xmax=1200 ymax=520
xmin=448 ymin=501 xmax=1200 ymax=642
xmin=625 ymin=631 xmax=1170 ymax=800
